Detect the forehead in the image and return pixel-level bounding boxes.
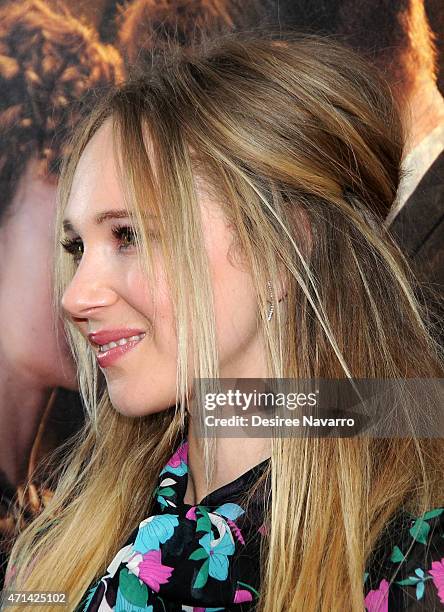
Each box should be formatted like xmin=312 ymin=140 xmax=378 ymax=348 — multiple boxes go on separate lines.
xmin=64 ymin=119 xmax=123 ymax=227
xmin=63 ymin=117 xmax=227 ymax=233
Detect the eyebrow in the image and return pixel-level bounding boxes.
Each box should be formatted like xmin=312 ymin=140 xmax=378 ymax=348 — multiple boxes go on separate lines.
xmin=62 ymin=210 xmax=133 ymax=233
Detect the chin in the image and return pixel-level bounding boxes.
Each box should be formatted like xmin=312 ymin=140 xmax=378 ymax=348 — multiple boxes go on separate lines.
xmin=109 ymin=398 xmax=140 ymax=417
xmin=109 ymin=392 xmax=175 ymax=418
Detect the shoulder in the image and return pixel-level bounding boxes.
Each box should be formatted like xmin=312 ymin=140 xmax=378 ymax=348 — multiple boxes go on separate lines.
xmin=364 ymin=507 xmax=444 ymax=611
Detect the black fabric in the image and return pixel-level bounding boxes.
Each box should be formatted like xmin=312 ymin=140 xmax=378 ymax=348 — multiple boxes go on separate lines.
xmin=78 ymin=437 xmax=444 ymax=611
xmin=390 ymin=150 xmax=444 ymax=344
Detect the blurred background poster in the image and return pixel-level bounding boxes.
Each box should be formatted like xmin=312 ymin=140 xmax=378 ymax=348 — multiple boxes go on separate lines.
xmin=0 ymin=0 xmax=442 ymax=588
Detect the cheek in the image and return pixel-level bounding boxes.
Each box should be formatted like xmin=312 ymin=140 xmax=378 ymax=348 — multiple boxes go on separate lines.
xmin=106 ymin=265 xmax=179 ymax=416
xmin=125 ymin=264 xmax=177 ymax=352
xmin=125 ymin=267 xmax=154 ymax=317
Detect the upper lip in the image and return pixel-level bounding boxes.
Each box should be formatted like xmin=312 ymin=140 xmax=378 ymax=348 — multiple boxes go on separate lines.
xmin=87 ymin=329 xmax=146 ymax=346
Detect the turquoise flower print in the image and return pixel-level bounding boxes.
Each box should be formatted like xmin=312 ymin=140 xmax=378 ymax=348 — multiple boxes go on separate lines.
xmin=199 ymin=530 xmax=236 ymax=580
xmin=189 ymin=529 xmax=236 ymax=590
xmin=214 ymin=503 xmax=245 ymax=521
xmin=159 ymin=442 xmax=188 ymax=477
xmin=81 ymin=580 xmax=100 ymax=612
xmin=188 ymin=504 xmax=238 ymax=589
xmin=159 ymin=462 xmax=187 ymax=478
xmin=115 ymin=589 xmax=153 ymax=612
xmin=133 ymin=514 xmax=179 ymax=554
xmin=396 ymin=567 xmax=434 ymax=601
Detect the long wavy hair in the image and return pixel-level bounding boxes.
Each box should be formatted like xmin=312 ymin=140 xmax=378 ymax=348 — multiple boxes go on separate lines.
xmin=5 ymin=31 xmax=444 ymax=611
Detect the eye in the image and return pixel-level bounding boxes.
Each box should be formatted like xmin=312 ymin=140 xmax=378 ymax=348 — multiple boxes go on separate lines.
xmin=111 ymin=224 xmax=137 ymax=249
xmin=59 ymin=237 xmax=83 ymax=264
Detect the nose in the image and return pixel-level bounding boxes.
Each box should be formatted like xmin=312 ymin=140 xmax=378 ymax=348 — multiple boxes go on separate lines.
xmin=61 ymin=259 xmax=118 ymax=320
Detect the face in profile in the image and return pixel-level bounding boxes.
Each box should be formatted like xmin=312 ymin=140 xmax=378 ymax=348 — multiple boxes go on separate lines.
xmin=60 ymin=118 xmax=267 ymax=417
xmin=0 ymin=158 xmax=78 ymax=391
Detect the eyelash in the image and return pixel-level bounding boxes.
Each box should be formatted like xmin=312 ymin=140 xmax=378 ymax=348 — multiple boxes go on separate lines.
xmin=60 ymin=225 xmax=137 ymax=264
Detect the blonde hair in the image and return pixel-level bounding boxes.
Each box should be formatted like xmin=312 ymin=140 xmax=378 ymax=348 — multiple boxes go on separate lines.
xmin=5 ymin=31 xmax=444 ymax=611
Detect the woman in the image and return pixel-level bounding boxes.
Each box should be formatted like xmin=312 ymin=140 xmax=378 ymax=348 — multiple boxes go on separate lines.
xmin=4 ymin=32 xmax=444 ymax=611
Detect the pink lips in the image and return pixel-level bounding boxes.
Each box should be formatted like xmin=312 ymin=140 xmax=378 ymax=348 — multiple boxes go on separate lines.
xmin=87 ymin=328 xmax=146 ymax=368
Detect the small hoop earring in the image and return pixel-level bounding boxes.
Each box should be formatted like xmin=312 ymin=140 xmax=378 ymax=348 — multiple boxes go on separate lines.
xmin=266 ymin=280 xmax=274 ymax=321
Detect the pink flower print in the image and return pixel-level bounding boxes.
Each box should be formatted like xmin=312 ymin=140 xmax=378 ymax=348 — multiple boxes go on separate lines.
xmin=364 ymin=578 xmax=389 ymax=612
xmin=227 ymin=518 xmax=245 ymax=545
xmin=138 ymin=549 xmax=174 ymax=592
xmin=186 ymin=506 xmax=197 ymax=520
xmin=234 ymin=589 xmax=253 ymax=603
xmin=258 ymin=522 xmax=269 ymax=537
xmin=167 ymin=441 xmax=188 ymax=468
xmin=429 ymin=558 xmax=444 ymax=603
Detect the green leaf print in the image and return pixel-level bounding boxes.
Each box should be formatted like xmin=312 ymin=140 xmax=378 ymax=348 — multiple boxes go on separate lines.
xmin=409 ymin=518 xmax=430 ymax=545
xmin=196 ymin=506 xmax=212 ymax=533
xmin=422 ymin=508 xmax=444 ymax=520
xmin=390 ymin=546 xmax=407 ymax=563
xmin=193 ymin=558 xmax=210 ymax=589
xmin=119 ymin=568 xmax=149 ymax=607
xmin=157 ymin=487 xmax=175 ymax=498
xmin=396 ymin=577 xmax=421 ymax=586
xmin=237 ymin=580 xmax=260 ymax=597
xmin=189 ymin=548 xmax=209 ymax=561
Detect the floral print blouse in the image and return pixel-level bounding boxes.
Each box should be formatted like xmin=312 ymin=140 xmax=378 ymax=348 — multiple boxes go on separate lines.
xmin=77 ymin=438 xmax=444 ymax=611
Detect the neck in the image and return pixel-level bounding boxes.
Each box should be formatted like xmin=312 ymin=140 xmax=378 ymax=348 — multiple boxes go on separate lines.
xmin=184 ymin=378 xmax=271 ymax=506
xmin=184 ymin=428 xmax=271 ymax=506
xmin=0 ymin=358 xmax=53 ymax=488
